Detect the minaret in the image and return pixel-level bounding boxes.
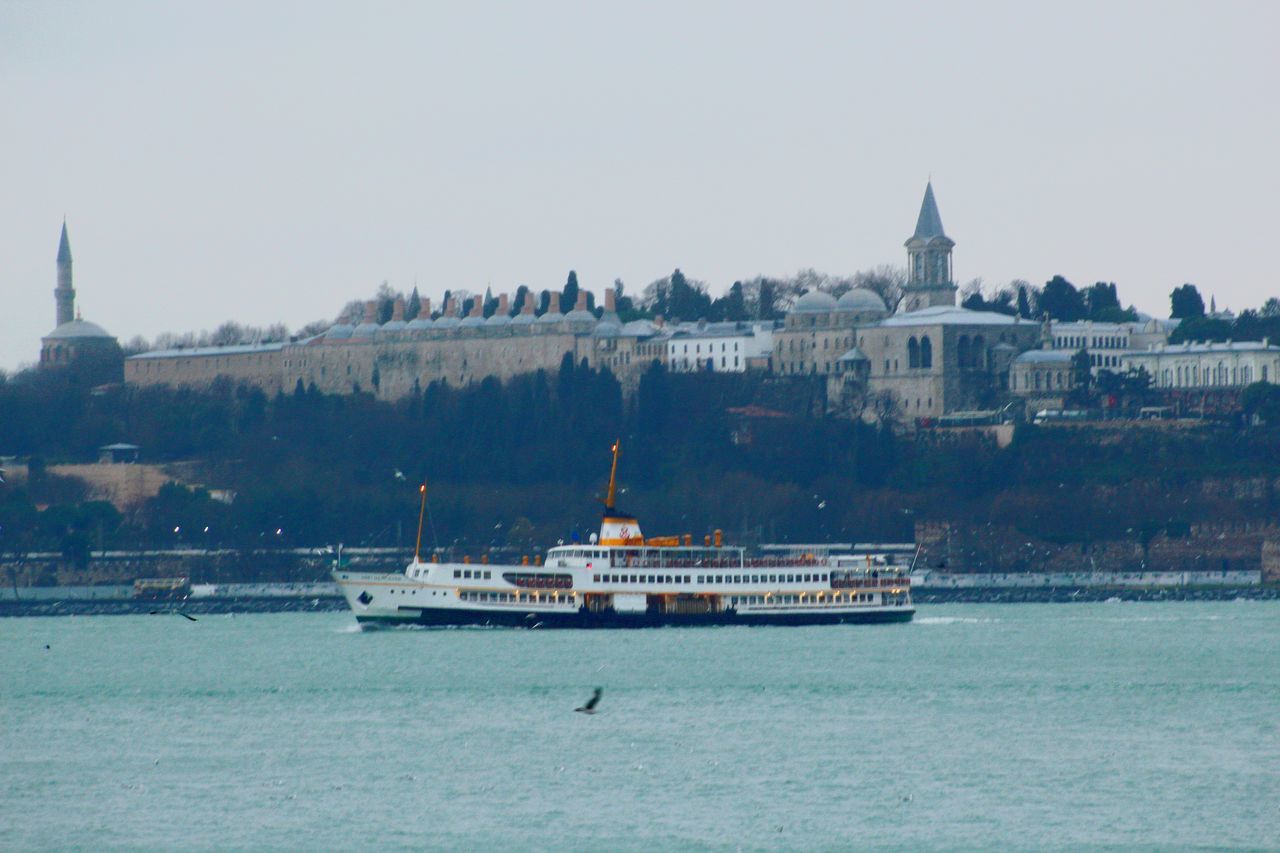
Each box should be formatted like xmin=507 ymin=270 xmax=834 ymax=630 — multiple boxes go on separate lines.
xmin=899 ymin=182 xmax=957 ymax=313
xmin=55 ymin=221 xmax=75 ymax=327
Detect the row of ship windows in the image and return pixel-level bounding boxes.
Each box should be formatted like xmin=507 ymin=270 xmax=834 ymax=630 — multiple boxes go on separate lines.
xmin=730 ymin=593 xmax=875 ymax=606
xmin=459 ymin=591 xmax=576 ymax=603
xmin=450 ymin=569 xmax=493 ymax=579
xmin=594 ymin=573 xmax=830 ymax=585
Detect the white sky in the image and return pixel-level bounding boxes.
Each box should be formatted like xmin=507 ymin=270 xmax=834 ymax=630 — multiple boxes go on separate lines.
xmin=3 ymin=0 xmax=1278 ymax=369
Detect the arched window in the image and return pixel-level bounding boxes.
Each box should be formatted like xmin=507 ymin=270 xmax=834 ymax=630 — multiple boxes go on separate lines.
xmin=972 ymin=336 xmax=985 ymax=369
xmin=1034 ymin=371 xmax=1042 ymax=390
xmin=920 ymin=336 xmax=933 ymax=369
xmin=957 ymin=336 xmax=971 ymax=370
xmin=907 ymin=337 xmax=920 ymax=369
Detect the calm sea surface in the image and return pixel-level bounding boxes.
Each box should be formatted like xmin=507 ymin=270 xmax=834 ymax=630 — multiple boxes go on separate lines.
xmin=2 ymin=602 xmax=1278 ymax=851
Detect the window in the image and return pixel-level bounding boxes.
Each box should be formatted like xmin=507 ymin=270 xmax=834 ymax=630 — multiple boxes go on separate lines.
xmin=920 ymin=336 xmax=932 ymax=369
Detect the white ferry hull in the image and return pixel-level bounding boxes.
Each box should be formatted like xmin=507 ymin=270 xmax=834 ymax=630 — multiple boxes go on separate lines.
xmin=354 ymin=606 xmax=914 ymax=630
xmin=333 ymin=569 xmax=913 ymax=630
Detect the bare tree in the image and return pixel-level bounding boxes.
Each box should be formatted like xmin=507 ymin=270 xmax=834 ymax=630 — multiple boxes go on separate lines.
xmin=851 ymin=265 xmax=907 ymax=312
xmin=870 ymin=389 xmax=904 ymax=427
xmin=209 ymin=322 xmax=246 ymax=347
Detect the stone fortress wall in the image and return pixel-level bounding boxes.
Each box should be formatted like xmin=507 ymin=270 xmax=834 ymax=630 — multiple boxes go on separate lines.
xmin=126 ymin=288 xmax=664 ymax=401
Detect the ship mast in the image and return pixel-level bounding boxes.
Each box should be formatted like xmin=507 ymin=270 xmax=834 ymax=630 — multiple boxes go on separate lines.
xmin=414 ymin=484 xmax=427 ymax=563
xmin=604 ymin=440 xmax=620 ymax=512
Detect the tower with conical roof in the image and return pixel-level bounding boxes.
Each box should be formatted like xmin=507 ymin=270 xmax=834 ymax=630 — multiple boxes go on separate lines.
xmin=55 ymin=220 xmax=76 ymax=327
xmin=899 ymin=182 xmax=957 ymax=313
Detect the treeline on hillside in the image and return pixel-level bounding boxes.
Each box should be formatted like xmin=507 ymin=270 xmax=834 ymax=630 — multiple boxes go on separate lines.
xmin=2 ymin=359 xmax=1280 ymax=571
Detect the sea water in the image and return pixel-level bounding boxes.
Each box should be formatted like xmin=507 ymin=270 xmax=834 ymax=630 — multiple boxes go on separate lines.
xmin=2 ymin=602 xmax=1277 ymax=850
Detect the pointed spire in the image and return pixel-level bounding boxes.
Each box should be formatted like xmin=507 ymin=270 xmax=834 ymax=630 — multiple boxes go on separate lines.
xmin=57 ymin=220 xmax=73 ymax=264
xmin=912 ymin=181 xmax=947 ymax=241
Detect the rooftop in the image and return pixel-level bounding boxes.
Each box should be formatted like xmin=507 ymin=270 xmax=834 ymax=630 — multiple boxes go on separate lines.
xmin=1015 ymin=349 xmax=1075 ymax=364
xmin=1126 ymin=340 xmax=1279 ymax=357
xmin=877 ymin=306 xmax=1027 ymax=327
xmin=127 ymin=342 xmax=286 ymax=360
xmin=44 ymin=319 xmax=114 ymax=340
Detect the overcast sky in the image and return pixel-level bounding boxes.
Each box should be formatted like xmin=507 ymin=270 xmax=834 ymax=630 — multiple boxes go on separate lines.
xmin=3 ymin=1 xmax=1277 ymax=368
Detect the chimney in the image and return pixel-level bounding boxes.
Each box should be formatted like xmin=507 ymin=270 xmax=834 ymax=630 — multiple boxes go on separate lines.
xmin=421 ymin=297 xmax=432 ymax=317
xmin=522 ymin=293 xmax=535 ymax=314
xmin=445 ymin=297 xmax=457 ymax=317
xmin=575 ymin=290 xmax=588 ymax=312
xmin=498 ymin=293 xmax=509 ymax=315
xmin=363 ymin=300 xmax=377 ymax=323
xmin=655 ymin=314 xmax=665 ymax=328
xmin=605 ymin=288 xmax=616 ymax=313
xmin=543 ymin=290 xmax=557 ymax=314
xmin=392 ymin=297 xmax=405 ymax=322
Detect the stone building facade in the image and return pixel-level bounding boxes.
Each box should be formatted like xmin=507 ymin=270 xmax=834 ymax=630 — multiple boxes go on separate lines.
xmin=775 ymin=183 xmax=1044 ymax=419
xmin=1120 ymin=340 xmax=1280 ymax=390
xmin=859 ymin=307 xmax=1040 ymax=418
xmin=1010 ymin=348 xmax=1078 ymax=411
xmin=125 ymin=287 xmax=671 ymax=399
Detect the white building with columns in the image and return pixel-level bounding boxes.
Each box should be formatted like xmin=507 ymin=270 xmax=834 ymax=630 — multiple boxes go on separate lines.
xmin=1119 ymin=340 xmax=1280 ymax=389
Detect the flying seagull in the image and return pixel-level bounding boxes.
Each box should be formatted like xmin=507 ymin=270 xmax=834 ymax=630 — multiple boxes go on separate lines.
xmin=575 ymin=687 xmax=602 ymax=714
xmin=150 ymin=609 xmax=198 ymax=622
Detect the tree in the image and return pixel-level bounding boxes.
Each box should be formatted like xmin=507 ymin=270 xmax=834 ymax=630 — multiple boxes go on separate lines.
xmin=757 ymin=279 xmax=779 ymax=321
xmin=560 ymin=271 xmax=580 ymax=314
xmin=1261 ymin=297 xmax=1280 ymax=319
xmin=1170 ymin=284 xmax=1205 ymax=319
xmin=1016 ymin=283 xmax=1033 ymax=318
xmin=1070 ymin=348 xmax=1093 ymax=400
xmin=210 ymin=322 xmax=247 ymax=346
xmin=1241 ymin=382 xmax=1280 ymax=424
xmin=851 ymin=266 xmax=907 ymax=313
xmin=1039 ymin=276 xmax=1086 ymax=321
xmin=711 ymin=281 xmax=748 ymax=322
xmin=375 ymin=282 xmax=397 ymax=324
xmin=406 ymin=287 xmax=421 ymax=321
xmin=512 ymin=285 xmax=530 ymax=315
xmin=668 ymin=269 xmax=712 ymax=320
xmin=1085 ymin=282 xmax=1116 ymax=316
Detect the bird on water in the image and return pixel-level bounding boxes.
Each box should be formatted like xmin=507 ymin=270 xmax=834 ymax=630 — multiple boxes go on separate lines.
xmin=150 ymin=609 xmax=198 ymax=621
xmin=575 ymin=687 xmax=603 ymax=714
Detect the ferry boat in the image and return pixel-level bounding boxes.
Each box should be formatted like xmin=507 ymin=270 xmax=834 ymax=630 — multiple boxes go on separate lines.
xmin=333 ymin=443 xmax=914 ymax=629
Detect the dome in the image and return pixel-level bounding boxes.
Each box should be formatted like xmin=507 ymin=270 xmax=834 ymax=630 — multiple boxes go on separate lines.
xmin=792 ymin=290 xmax=838 ymax=313
xmin=536 ymin=309 xmax=564 ymax=324
xmin=434 ymin=316 xmax=460 ymax=329
xmin=44 ymin=319 xmax=113 ymax=340
xmin=352 ymin=322 xmax=380 ymax=338
xmin=510 ymin=312 xmax=536 ymax=326
xmin=592 ymin=321 xmax=621 ymax=338
xmin=565 ymin=309 xmax=596 ymax=323
xmin=377 ymin=320 xmax=407 ymax=336
xmin=836 ymin=288 xmax=886 ymax=312
xmin=324 ymin=323 xmax=355 ymax=340
xmin=621 ymin=319 xmax=658 ymax=336
xmin=405 ymin=316 xmax=434 ymax=331
xmin=459 ymin=315 xmax=485 ymax=328
xmin=485 ymin=314 xmax=511 ymax=327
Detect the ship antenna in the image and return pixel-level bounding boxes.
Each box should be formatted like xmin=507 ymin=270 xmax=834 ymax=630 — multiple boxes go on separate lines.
xmin=414 ymin=483 xmax=428 ymax=563
xmin=604 ymin=440 xmax=620 ymax=512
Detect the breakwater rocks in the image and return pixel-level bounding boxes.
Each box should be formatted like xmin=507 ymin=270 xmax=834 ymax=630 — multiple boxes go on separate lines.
xmin=915 ymin=586 xmax=1279 ymax=604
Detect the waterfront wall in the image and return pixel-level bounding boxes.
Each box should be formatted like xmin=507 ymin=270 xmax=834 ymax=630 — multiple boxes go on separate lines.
xmin=915 ymin=519 xmax=1275 ymax=576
